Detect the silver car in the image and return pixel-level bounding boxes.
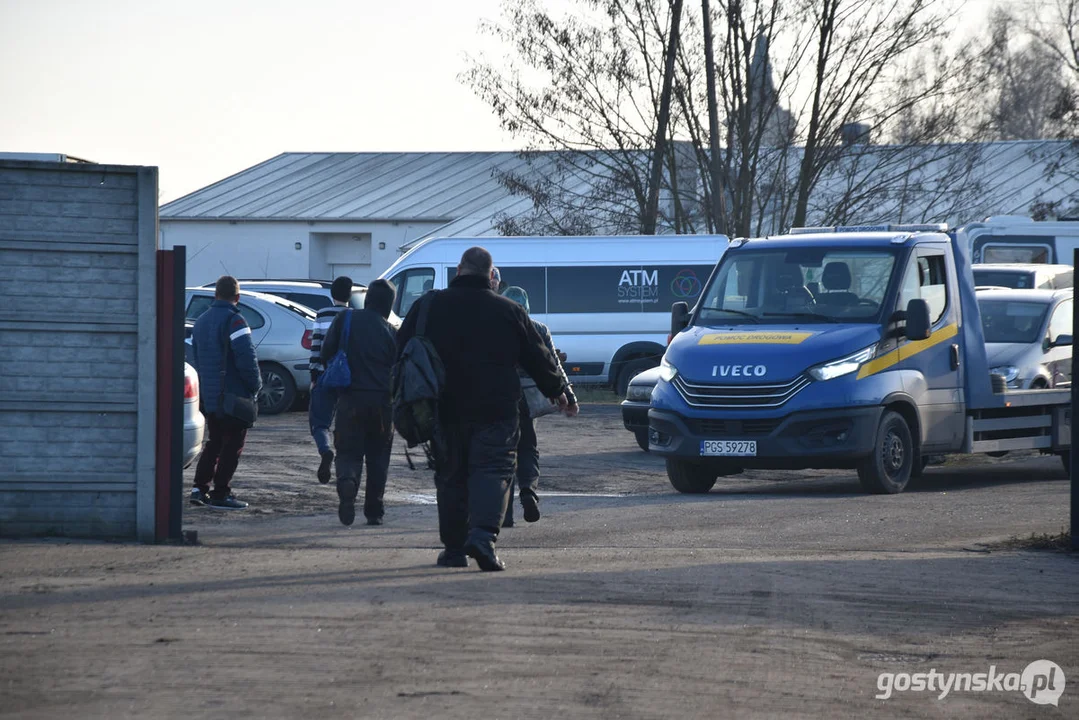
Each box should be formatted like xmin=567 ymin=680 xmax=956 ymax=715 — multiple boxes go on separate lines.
xmin=223 ymin=279 xmax=403 ymax=328
xmin=184 ymin=288 xmax=316 ymax=414
xmin=183 ymin=362 xmax=205 ymax=468
xmin=977 ymin=288 xmax=1073 ymax=389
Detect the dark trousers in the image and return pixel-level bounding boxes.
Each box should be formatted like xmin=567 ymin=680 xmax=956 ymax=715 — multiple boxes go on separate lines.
xmin=435 ymin=417 xmax=520 ymax=550
xmin=308 ymin=379 xmax=339 ymax=455
xmin=193 ymin=412 xmax=248 ymax=499
xmin=505 ymin=398 xmax=539 ymax=522
xmin=335 ymin=393 xmax=393 ymax=520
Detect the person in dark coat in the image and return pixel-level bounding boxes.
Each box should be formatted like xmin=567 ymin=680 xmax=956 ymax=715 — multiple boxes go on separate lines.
xmin=189 ymin=275 xmax=263 ymax=510
xmin=320 ymin=279 xmax=398 ymax=527
xmin=499 ymin=286 xmax=578 ymax=527
xmin=396 ymin=247 xmax=568 ymax=571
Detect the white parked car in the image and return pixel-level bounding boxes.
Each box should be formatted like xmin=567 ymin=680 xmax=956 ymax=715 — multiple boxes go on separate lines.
xmin=183 ymin=362 xmax=205 ymax=468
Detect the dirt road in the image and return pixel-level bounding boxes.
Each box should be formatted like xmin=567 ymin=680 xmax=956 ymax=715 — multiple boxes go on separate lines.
xmin=2 ymin=405 xmax=1077 ymax=718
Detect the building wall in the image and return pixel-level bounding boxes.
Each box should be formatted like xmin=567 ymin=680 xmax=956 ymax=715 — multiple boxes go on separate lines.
xmin=0 ymin=160 xmax=158 ymax=540
xmin=160 ymin=219 xmax=445 ymax=286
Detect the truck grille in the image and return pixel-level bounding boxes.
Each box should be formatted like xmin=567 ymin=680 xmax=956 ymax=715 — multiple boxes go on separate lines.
xmin=686 ymin=417 xmax=784 ymax=436
xmin=672 ymin=375 xmax=811 ymax=409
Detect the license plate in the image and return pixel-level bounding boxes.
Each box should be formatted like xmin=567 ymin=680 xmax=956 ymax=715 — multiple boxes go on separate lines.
xmin=700 ymin=440 xmax=756 ymax=457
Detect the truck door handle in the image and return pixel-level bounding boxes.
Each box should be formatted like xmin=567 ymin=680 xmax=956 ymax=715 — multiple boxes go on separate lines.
xmin=950 ymin=344 xmax=960 ymax=371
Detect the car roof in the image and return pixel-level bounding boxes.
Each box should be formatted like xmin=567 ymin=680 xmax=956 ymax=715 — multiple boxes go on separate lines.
xmin=974 ymin=288 xmax=1072 ymax=303
xmin=201 ymin=279 xmax=368 ymax=290
xmin=737 ymin=232 xmax=949 ymax=250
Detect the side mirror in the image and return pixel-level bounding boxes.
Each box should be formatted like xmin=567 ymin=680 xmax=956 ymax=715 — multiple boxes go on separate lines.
xmin=905 ymin=299 xmax=932 ymax=341
xmin=671 ymin=302 xmax=690 ymax=336
xmin=1051 ymin=333 xmax=1073 ymax=348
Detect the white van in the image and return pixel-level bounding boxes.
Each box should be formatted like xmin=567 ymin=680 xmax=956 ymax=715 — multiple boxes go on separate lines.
xmin=961 ymin=216 xmax=1079 ymax=265
xmin=379 ymin=235 xmax=728 ymax=392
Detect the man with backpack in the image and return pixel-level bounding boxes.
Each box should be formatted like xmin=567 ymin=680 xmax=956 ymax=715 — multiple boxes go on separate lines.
xmin=320 ymin=279 xmax=398 ymax=527
xmin=395 ymin=247 xmax=569 ymax=571
xmin=189 ymin=276 xmax=262 ymax=510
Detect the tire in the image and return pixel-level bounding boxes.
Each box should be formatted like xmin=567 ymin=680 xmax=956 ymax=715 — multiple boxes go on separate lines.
xmin=258 ymin=362 xmax=297 ymax=415
xmin=634 ymin=430 xmax=651 ymax=452
xmin=858 ymin=411 xmax=914 ymax=494
xmin=1062 ymin=451 xmax=1071 ymax=476
xmin=666 ymin=458 xmax=718 ymax=494
xmin=617 ymin=358 xmax=657 ymax=397
xmin=1030 ymin=378 xmax=1049 ymax=390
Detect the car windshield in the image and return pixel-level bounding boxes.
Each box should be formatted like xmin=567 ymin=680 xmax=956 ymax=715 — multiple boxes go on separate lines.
xmin=973 ymin=270 xmax=1035 ymax=289
xmin=696 ymin=247 xmax=897 ymax=325
xmin=978 ymin=300 xmax=1049 ymax=344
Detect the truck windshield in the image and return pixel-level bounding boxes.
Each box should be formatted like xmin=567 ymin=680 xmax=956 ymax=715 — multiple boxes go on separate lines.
xmin=697 ymin=247 xmax=896 ymax=325
xmin=978 ymin=300 xmax=1049 ymax=344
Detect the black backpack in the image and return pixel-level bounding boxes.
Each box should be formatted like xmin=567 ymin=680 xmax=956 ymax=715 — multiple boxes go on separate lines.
xmin=392 ymin=293 xmax=445 ymax=447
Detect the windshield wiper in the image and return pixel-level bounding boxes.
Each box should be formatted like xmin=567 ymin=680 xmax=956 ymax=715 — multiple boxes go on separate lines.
xmin=761 ymin=311 xmax=840 ymax=323
xmin=701 ymin=308 xmax=761 ymax=323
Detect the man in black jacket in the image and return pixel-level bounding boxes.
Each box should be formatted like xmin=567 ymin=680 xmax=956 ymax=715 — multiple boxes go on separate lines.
xmin=321 ymin=279 xmax=398 ymax=527
xmin=396 ymin=247 xmax=568 ymax=571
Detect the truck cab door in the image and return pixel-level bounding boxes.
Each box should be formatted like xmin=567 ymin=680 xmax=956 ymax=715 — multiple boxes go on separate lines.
xmin=895 ymin=248 xmax=964 ymax=451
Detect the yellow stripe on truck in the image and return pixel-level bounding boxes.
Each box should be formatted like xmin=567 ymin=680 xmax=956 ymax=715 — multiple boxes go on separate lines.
xmin=698 ymin=331 xmax=815 ymax=345
xmin=857 ymin=323 xmax=959 ymax=380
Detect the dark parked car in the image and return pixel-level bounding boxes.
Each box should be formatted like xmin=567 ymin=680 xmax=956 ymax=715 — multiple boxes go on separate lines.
xmin=621 ymin=366 xmax=660 ymax=451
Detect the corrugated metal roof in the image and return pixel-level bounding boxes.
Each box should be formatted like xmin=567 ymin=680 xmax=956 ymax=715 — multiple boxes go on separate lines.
xmin=161 ymin=142 xmax=1077 ymax=233
xmin=160 ymin=151 xmax=546 ymax=222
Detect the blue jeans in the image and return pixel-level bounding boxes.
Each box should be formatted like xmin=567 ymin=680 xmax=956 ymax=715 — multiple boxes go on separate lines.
xmin=308 ymin=380 xmax=339 ymax=455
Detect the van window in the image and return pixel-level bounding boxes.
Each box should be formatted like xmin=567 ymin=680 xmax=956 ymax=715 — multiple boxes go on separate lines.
xmin=391 ymin=267 xmax=435 ymax=317
xmin=546 ymin=265 xmax=715 ymax=313
xmin=448 ymin=266 xmax=548 ymax=313
xmin=982 ymin=243 xmax=1051 ymax=264
xmin=898 ymin=254 xmax=948 ymax=325
xmin=498 ymin=266 xmax=547 ymax=313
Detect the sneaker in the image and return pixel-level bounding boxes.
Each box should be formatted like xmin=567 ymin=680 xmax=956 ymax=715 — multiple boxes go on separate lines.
xmin=337 ymin=479 xmax=357 ymax=526
xmin=208 ymin=495 xmax=248 ymax=510
xmin=190 ymin=488 xmax=210 ymax=506
xmin=521 ymin=489 xmax=541 ymax=523
xmin=365 ymin=516 xmax=383 ymax=526
xmin=317 ymin=450 xmax=334 ymax=484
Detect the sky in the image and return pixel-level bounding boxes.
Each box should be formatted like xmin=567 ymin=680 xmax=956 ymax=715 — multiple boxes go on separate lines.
xmin=0 ymin=0 xmax=519 ymax=202
xmin=0 ymin=0 xmax=1035 ymax=204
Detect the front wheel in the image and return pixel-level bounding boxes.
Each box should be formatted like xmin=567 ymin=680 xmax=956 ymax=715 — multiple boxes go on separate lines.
xmin=258 ymin=362 xmax=297 ymax=415
xmin=858 ymin=411 xmax=914 ymax=494
xmin=634 ymin=430 xmax=650 ymax=452
xmin=666 ymin=458 xmax=718 ymax=494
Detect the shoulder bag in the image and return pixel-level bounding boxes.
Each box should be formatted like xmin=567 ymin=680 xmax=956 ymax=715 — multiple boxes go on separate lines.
xmin=320 ymin=310 xmax=353 ymax=389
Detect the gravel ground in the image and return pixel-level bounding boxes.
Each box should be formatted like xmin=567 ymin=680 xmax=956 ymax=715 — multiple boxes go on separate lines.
xmin=2 ymin=404 xmax=1077 ymax=719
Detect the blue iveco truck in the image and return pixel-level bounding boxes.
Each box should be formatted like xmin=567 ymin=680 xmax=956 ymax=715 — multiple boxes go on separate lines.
xmin=649 ymin=224 xmax=1072 ymax=494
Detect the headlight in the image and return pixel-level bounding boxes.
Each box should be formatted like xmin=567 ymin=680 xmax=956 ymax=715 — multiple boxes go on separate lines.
xmin=990 ymin=365 xmax=1020 ymax=383
xmin=626 ymin=384 xmax=654 ymax=402
xmin=658 ymin=357 xmax=678 ymax=382
xmin=808 ymin=344 xmax=878 ymax=381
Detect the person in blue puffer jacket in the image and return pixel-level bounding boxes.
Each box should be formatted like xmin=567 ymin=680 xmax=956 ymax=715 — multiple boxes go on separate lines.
xmin=189 ymin=276 xmax=262 ymax=510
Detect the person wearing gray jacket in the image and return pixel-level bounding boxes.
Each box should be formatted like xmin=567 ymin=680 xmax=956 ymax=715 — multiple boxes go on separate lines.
xmin=500 ymin=286 xmax=579 ymax=527
xmin=189 ymin=276 xmax=262 ymax=510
